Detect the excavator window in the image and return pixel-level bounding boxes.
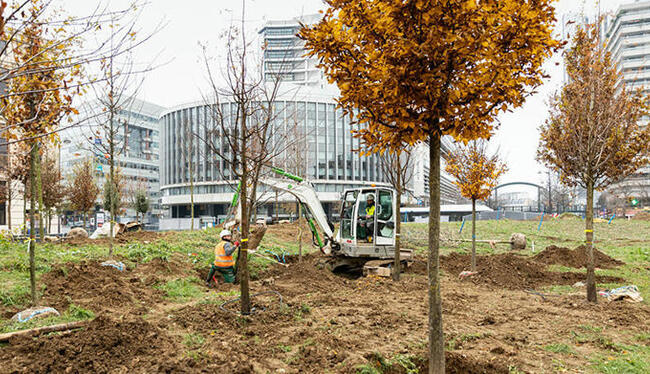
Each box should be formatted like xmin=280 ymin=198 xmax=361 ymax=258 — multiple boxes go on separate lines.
xmin=340 ymin=191 xmax=356 ymax=239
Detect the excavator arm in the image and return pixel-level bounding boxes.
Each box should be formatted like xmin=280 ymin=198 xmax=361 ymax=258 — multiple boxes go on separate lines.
xmin=226 ymin=167 xmax=336 ymax=255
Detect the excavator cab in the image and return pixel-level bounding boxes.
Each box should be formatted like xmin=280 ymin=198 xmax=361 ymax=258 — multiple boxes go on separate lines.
xmin=336 ymin=187 xmax=398 ymax=258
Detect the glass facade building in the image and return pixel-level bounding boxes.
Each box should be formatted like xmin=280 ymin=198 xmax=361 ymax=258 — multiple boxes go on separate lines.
xmin=61 ymin=98 xmax=164 ymax=225
xmin=604 ymin=1 xmax=650 ymax=202
xmin=159 ymin=90 xmax=388 ymax=220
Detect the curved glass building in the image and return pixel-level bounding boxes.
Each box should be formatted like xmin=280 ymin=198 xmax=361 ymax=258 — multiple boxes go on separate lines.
xmin=160 ymin=88 xmax=392 ymax=222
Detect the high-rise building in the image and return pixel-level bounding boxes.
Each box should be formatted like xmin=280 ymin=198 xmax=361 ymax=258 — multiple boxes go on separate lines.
xmin=61 ymin=97 xmax=165 ymax=228
xmin=259 ymin=14 xmax=325 ymax=86
xmin=604 ymin=1 xmax=650 ymax=204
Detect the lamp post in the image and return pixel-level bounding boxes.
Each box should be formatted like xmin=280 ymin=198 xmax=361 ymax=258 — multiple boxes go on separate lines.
xmin=539 ymin=170 xmax=552 ymax=213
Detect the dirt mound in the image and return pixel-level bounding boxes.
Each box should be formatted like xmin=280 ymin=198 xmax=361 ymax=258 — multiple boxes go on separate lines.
xmin=559 ymin=212 xmax=581 ymax=220
xmin=0 ymin=316 xmax=183 ymax=373
xmin=265 ymin=219 xmax=316 ymax=245
xmin=63 ymin=230 xmax=166 ymax=246
xmin=41 ymin=261 xmax=164 ymax=314
xmin=533 ymin=245 xmax=624 ymax=269
xmin=633 ymin=210 xmax=650 ymax=221
xmin=440 ymin=252 xmax=623 ymax=290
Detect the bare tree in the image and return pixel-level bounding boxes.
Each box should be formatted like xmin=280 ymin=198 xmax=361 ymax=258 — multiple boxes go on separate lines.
xmin=379 ymin=149 xmax=413 ymax=281
xmin=180 ymin=119 xmax=196 ymax=230
xmin=198 ymin=0 xmax=298 ymax=314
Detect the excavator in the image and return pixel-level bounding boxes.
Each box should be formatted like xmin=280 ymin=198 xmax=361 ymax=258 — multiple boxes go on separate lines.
xmin=226 ymin=166 xmax=412 ymax=272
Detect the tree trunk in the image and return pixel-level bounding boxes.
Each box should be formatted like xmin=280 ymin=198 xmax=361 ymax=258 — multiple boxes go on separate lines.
xmin=298 ymin=202 xmax=303 ymax=263
xmin=7 ymin=180 xmax=12 ymax=231
xmin=108 ymin=130 xmax=115 ymax=257
xmin=190 ymin=155 xmax=194 ymax=231
xmin=239 ymin=116 xmax=251 ymax=315
xmin=428 ymin=130 xmax=444 ymax=374
xmin=393 ymin=158 xmax=401 ymax=281
xmin=585 ymin=180 xmax=596 ymax=302
xmin=471 ymin=198 xmax=476 ymax=272
xmin=83 ymin=212 xmax=87 ymax=230
xmin=28 ymin=142 xmax=38 ymax=306
xmin=23 ymin=192 xmax=26 ymax=235
xmin=275 ymin=191 xmax=279 ymax=223
xmin=35 ymin=143 xmax=45 ymax=238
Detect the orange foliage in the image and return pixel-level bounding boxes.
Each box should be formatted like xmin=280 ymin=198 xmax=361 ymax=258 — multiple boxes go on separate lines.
xmin=445 ymin=140 xmax=507 ymax=202
xmin=300 ymin=0 xmax=561 ymax=150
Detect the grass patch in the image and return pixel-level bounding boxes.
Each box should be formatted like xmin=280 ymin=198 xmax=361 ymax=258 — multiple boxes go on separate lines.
xmin=182 ymin=332 xmax=205 ymax=349
xmin=544 ymin=343 xmax=575 ymax=354
xmin=591 ymin=349 xmax=650 ymax=374
xmin=155 ymin=277 xmax=203 ymax=301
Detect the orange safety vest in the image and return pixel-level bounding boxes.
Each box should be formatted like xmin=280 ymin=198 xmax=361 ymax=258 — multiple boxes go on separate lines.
xmin=214 ymin=241 xmax=235 ymax=268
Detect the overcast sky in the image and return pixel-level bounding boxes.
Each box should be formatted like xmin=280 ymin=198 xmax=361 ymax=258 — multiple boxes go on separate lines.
xmin=61 ymin=0 xmax=631 ymax=192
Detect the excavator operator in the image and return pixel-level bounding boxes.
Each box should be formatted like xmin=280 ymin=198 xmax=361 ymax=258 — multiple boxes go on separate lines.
xmin=206 ymin=229 xmax=238 ymax=286
xmin=362 ymin=194 xmax=376 ymax=243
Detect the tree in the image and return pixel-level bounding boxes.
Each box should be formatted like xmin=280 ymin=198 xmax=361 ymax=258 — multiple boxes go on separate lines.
xmin=180 ymin=119 xmax=196 ymax=230
xmin=200 ymin=0 xmax=294 ymax=315
xmin=133 ymin=189 xmax=149 ymax=224
xmin=379 ymin=149 xmax=413 ymax=281
xmin=2 ymin=1 xmax=81 ymax=305
xmin=40 ymin=152 xmax=64 ymax=232
xmin=539 ymin=24 xmax=650 ymax=303
xmin=301 ymin=1 xmax=560 ymax=371
xmin=103 ymin=166 xmax=126 ymax=220
xmin=445 ymin=140 xmax=507 ymax=271
xmin=68 ymin=158 xmax=99 ymax=229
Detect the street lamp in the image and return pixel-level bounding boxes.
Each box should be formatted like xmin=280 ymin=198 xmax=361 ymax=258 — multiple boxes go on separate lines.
xmin=538 ymin=170 xmax=552 ymax=213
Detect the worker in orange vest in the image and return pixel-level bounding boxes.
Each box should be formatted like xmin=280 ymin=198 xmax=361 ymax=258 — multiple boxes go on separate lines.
xmin=206 ymin=229 xmax=238 ymax=286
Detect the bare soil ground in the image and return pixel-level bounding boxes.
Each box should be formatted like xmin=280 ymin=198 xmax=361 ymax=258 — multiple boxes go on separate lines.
xmin=1 ymin=246 xmax=648 ymax=373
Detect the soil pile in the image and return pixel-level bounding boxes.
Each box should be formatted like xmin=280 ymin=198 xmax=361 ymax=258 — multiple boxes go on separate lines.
xmin=265 ymin=219 xmax=318 ymax=245
xmin=440 ymin=252 xmax=623 ymax=290
xmin=533 ymin=245 xmax=624 ymax=269
xmin=559 ymin=212 xmax=581 ymax=220
xmin=41 ymin=261 xmax=164 ymax=313
xmin=1 ymin=316 xmax=183 ymax=373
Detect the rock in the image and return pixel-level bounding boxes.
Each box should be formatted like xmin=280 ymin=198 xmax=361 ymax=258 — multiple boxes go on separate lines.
xmin=43 ymin=235 xmax=59 ymax=242
xmin=67 ymin=227 xmax=88 ymax=239
xmin=11 ymin=306 xmax=59 ymax=323
xmin=510 ymin=233 xmax=526 ymax=250
xmin=573 ymin=281 xmax=585 ymax=288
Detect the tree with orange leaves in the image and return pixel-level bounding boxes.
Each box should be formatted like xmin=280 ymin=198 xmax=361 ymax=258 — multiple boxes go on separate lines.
xmin=446 ymin=140 xmax=507 ymax=272
xmin=301 ymin=1 xmax=560 ymax=371
xmin=1 ymin=0 xmax=80 ymax=305
xmin=538 ymin=23 xmax=650 ymax=303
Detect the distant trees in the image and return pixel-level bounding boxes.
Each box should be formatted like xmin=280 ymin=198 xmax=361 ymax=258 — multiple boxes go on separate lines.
xmin=40 ymin=153 xmax=64 ymax=232
xmin=103 ymin=167 xmax=126 ymax=221
xmin=445 ymin=140 xmax=507 ymax=271
xmin=134 ymin=190 xmax=149 ymax=224
xmin=538 ymin=23 xmax=650 ymax=303
xmin=68 ymin=159 xmax=100 ymax=230
xmin=301 ymin=1 xmax=560 ymax=371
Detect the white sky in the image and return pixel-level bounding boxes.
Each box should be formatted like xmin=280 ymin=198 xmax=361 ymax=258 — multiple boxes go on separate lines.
xmin=59 ymin=0 xmax=631 ymax=193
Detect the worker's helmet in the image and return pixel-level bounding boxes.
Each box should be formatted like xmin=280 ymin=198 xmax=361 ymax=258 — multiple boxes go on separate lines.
xmin=220 ymin=229 xmax=232 ymax=239
xmin=366 ymin=194 xmax=375 ymax=201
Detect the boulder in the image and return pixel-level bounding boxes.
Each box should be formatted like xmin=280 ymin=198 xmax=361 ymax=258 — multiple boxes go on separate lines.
xmin=43 ymin=235 xmax=59 ymax=243
xmin=510 ymin=233 xmax=526 ymax=250
xmin=67 ymin=227 xmax=88 ymax=239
